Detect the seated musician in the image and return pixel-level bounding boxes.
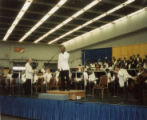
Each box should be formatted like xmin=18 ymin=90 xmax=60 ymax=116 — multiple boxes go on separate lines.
xmin=133 ymin=67 xmax=147 ymax=104
xmin=21 ymin=72 xmax=26 ymax=84
xmin=95 ymin=65 xmax=101 ymax=71
xmin=106 ymin=69 xmax=115 ymax=96
xmin=118 ymin=64 xmax=134 ymax=100
xmin=104 ymin=61 xmax=109 ymax=69
xmin=90 ymin=63 xmax=95 ymax=68
xmin=33 ymin=71 xmax=38 ymax=85
xmin=108 ymin=62 xmax=113 ymax=71
xmin=143 ymin=60 xmax=147 ymax=70
xmin=55 ymin=69 xmax=60 ymax=85
xmin=36 ymin=71 xmax=44 ymax=91
xmin=85 ymin=63 xmax=90 ymax=71
xmin=137 ymin=66 xmax=144 ymax=76
xmin=82 ymin=68 xmax=89 ymax=87
xmin=87 ymin=70 xmax=96 ymax=94
xmin=41 ymin=65 xmax=46 ymax=74
xmin=106 ymin=69 xmax=111 ymax=83
xmin=112 ymin=65 xmax=120 ymax=95
xmin=6 ymin=69 xmax=13 ymax=87
xmin=101 ymin=64 xmax=106 ymax=71
xmin=77 ymin=64 xmax=83 ymax=72
xmin=43 ymin=68 xmax=52 ymax=88
xmin=74 ymin=71 xmax=84 ymax=90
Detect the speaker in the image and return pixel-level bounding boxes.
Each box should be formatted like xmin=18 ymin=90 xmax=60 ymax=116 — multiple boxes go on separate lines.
xmin=38 ymin=93 xmax=68 ymax=100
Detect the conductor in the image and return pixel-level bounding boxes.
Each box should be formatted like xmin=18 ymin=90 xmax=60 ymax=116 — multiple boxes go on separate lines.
xmin=58 ymin=46 xmax=70 ymax=91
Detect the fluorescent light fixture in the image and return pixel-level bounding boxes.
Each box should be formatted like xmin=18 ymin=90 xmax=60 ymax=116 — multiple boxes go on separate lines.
xmin=48 ymin=6 xmax=59 ymax=15
xmin=83 ymin=0 xmax=100 ymax=11
xmin=2 ymin=0 xmax=33 ymax=41
xmin=48 ymin=25 xmax=82 ymax=44
xmin=82 ymin=20 xmax=94 ymax=27
xmin=106 ymin=5 xmax=124 ymax=14
xmin=63 ymin=7 xmax=146 ymax=46
xmin=55 ymin=24 xmax=64 ymax=30
xmin=33 ymin=0 xmax=101 ymax=43
xmin=63 ymin=17 xmax=73 ymax=24
xmin=18 ymin=0 xmax=68 ymax=43
xmin=123 ymin=0 xmax=135 ymax=5
xmin=72 ymin=10 xmax=84 ymax=18
xmin=48 ymin=0 xmax=135 ymax=44
xmin=58 ymin=0 xmax=68 ymax=6
xmin=13 ymin=66 xmax=26 ymax=71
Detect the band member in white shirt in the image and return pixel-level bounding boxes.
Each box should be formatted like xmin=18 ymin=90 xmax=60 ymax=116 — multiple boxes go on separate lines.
xmin=88 ymin=70 xmax=96 ymax=94
xmin=41 ymin=66 xmax=46 ymax=74
xmin=118 ymin=64 xmax=133 ymax=100
xmin=6 ymin=69 xmax=13 ymax=87
xmin=25 ymin=58 xmax=33 ymax=95
xmin=33 ymin=71 xmax=38 ymax=84
xmin=44 ymin=68 xmax=52 ymax=85
xmin=55 ymin=70 xmax=60 ymax=84
xmin=118 ymin=65 xmax=133 ymax=88
xmin=58 ymin=46 xmax=70 ymax=91
xmin=82 ymin=68 xmax=88 ymax=87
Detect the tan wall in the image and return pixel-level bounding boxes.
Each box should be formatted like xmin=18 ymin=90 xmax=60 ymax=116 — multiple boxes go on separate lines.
xmin=112 ymin=43 xmax=147 ymax=59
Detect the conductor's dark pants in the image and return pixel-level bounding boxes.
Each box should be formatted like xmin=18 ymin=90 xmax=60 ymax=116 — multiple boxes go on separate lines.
xmin=60 ymin=70 xmax=70 ymax=90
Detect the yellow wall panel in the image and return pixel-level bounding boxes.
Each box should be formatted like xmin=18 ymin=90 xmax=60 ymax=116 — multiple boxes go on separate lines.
xmin=112 ymin=43 xmax=147 ymax=59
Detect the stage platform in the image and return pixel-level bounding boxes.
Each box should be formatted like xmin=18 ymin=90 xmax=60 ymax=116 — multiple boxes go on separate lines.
xmin=47 ymin=90 xmax=85 ymax=100
xmin=0 ymin=96 xmax=147 ymax=120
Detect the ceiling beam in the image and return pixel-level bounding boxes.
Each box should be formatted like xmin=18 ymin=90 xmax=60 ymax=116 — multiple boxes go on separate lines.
xmin=0 ymin=6 xmax=123 ymax=21
xmin=0 ymin=15 xmax=101 ymax=29
xmin=0 ymin=22 xmax=93 ymax=33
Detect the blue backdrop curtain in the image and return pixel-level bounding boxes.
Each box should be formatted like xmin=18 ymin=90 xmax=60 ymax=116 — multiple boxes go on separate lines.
xmin=82 ymin=48 xmax=112 ymax=66
xmin=0 ymin=96 xmax=147 ymax=120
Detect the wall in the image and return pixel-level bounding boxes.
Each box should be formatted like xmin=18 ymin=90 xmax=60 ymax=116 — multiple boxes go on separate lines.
xmin=113 ymin=42 xmax=147 ymax=59
xmin=64 ymin=8 xmax=147 ymax=51
xmin=69 ymin=28 xmax=147 ymax=67
xmin=0 ymin=42 xmax=60 ymax=69
xmin=66 ymin=8 xmax=147 ymax=67
xmin=69 ymin=50 xmax=82 ymax=68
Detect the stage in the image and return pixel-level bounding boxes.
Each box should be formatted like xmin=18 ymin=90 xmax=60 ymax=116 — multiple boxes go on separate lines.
xmin=0 ymin=95 xmax=147 ymax=120
xmin=46 ymin=90 xmax=85 ymax=100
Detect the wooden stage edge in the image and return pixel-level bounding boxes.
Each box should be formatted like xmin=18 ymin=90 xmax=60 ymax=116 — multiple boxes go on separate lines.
xmin=47 ymin=90 xmax=85 ymax=100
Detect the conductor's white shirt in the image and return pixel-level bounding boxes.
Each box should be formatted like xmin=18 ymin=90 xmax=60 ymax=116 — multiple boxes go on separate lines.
xmin=25 ymin=62 xmax=33 ymax=80
xmin=58 ymin=52 xmax=70 ymax=71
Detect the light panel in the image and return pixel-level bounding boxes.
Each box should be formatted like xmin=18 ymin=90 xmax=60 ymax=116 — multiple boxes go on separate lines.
xmin=33 ymin=0 xmax=101 ymax=43
xmin=63 ymin=7 xmax=147 ymax=46
xmin=2 ymin=0 xmax=33 ymax=41
xmin=18 ymin=0 xmax=68 ymax=42
xmin=48 ymin=0 xmax=135 ymax=44
xmin=13 ymin=66 xmax=26 ymax=71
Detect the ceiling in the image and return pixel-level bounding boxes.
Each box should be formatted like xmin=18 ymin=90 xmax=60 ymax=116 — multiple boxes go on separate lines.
xmin=0 ymin=0 xmax=146 ymax=45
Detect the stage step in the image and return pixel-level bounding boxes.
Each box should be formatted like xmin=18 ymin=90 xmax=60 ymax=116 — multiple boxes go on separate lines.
xmin=46 ymin=90 xmax=85 ymax=100
xmin=38 ymin=93 xmax=68 ymax=100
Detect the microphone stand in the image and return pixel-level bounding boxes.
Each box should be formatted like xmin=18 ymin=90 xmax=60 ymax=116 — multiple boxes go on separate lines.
xmin=31 ymin=72 xmax=34 ymax=97
xmin=83 ymin=73 xmax=87 ymax=101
